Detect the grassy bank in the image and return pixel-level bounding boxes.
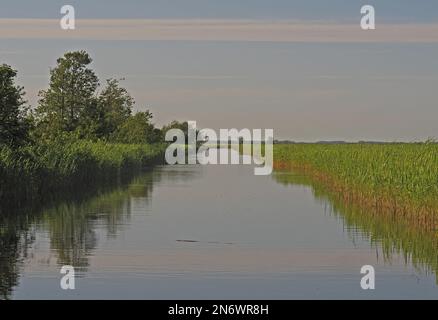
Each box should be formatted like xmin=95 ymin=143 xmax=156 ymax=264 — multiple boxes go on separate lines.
xmin=274 ymin=143 xmax=438 ymax=229
xmin=0 ymin=140 xmax=166 ymax=207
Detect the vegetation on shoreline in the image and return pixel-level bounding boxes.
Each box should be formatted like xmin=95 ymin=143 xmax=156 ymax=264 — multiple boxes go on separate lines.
xmin=0 ymin=140 xmax=165 ymax=208
xmin=274 ymin=143 xmax=438 ymax=229
xmin=0 ymin=50 xmax=188 ymax=208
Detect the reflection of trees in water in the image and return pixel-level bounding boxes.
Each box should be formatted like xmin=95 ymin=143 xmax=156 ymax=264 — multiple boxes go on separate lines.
xmin=273 ymin=169 xmax=438 ymax=281
xmin=42 ymin=172 xmax=162 ymax=269
xmin=1 ymin=165 xmax=199 ymax=299
xmin=0 ymin=166 xmax=200 ymax=299
xmin=0 ymin=211 xmax=35 ymax=300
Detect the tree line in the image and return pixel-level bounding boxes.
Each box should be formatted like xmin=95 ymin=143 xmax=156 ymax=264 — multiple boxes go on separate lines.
xmin=0 ymin=50 xmax=188 ymax=149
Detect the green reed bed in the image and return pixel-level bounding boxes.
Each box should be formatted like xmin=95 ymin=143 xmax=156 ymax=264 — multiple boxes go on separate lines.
xmin=0 ymin=141 xmax=166 ymax=207
xmin=274 ymin=142 xmax=438 ymax=228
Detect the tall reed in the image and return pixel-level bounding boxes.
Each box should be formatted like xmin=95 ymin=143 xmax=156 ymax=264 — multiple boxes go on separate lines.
xmin=274 ymin=142 xmax=438 ymax=229
xmin=0 ymin=140 xmax=166 ymax=207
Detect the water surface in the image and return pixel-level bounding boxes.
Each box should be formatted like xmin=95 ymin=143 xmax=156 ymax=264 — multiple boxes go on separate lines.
xmin=1 ymin=151 xmax=438 ymax=299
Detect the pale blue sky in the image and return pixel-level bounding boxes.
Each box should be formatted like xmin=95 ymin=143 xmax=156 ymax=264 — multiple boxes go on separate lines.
xmin=1 ymin=1 xmax=438 ymax=141
xmin=2 ymin=0 xmax=438 ymax=22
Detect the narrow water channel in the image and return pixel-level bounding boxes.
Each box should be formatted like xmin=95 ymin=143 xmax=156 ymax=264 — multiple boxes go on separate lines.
xmin=1 ymin=150 xmax=438 ymax=299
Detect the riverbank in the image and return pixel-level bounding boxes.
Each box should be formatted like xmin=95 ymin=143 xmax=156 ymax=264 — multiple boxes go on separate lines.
xmin=0 ymin=140 xmax=166 ymax=209
xmin=274 ymin=143 xmax=438 ymax=230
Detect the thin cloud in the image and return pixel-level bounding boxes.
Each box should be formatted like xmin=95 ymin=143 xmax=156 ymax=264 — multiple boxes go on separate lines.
xmin=309 ymin=75 xmax=353 ymax=80
xmin=1 ymin=19 xmax=438 ymax=43
xmin=310 ymin=74 xmax=438 ymax=81
xmin=128 ymin=74 xmax=248 ymax=80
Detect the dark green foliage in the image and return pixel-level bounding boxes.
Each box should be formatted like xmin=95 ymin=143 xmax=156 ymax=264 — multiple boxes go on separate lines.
xmin=0 ymin=50 xmax=180 ymax=209
xmin=0 ymin=64 xmax=31 ymax=147
xmin=35 ymin=51 xmax=99 ymax=140
xmin=97 ymin=78 xmax=133 ymax=138
xmin=76 ymin=78 xmax=135 ymax=140
xmin=33 ymin=51 xmax=163 ymax=143
xmin=114 ymin=111 xmax=163 ymax=144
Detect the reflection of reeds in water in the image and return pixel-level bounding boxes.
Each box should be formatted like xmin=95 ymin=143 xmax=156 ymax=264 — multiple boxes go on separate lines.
xmin=273 ymin=167 xmax=438 ymax=282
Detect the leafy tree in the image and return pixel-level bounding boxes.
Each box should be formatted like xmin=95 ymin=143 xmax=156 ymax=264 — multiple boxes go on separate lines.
xmin=76 ymin=78 xmax=137 ymax=141
xmin=75 ymin=97 xmax=103 ymax=140
xmin=24 ymin=50 xmax=168 ymax=144
xmin=98 ymin=78 xmax=133 ymax=138
xmin=0 ymin=64 xmax=30 ymax=147
xmin=114 ymin=111 xmax=162 ymax=144
xmin=35 ymin=51 xmax=99 ymax=140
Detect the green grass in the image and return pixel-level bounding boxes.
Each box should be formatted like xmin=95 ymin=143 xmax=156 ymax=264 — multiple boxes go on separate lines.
xmin=274 ymin=142 xmax=438 ymax=226
xmin=0 ymin=140 xmax=166 ymax=207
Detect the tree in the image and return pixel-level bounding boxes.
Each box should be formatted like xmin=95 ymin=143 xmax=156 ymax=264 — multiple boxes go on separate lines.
xmin=114 ymin=111 xmax=162 ymax=144
xmin=74 ymin=97 xmax=103 ymax=140
xmin=76 ymin=78 xmax=136 ymax=141
xmin=98 ymin=78 xmax=133 ymax=139
xmin=0 ymin=64 xmax=30 ymax=147
xmin=35 ymin=50 xmax=99 ymax=140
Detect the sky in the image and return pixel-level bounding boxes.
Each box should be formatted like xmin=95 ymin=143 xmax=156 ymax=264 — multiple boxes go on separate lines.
xmin=1 ymin=0 xmax=438 ymax=141
xmin=2 ymin=0 xmax=438 ymax=22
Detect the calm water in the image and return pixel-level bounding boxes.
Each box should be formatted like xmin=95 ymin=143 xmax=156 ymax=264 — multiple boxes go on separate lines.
xmin=1 ymin=150 xmax=438 ymax=299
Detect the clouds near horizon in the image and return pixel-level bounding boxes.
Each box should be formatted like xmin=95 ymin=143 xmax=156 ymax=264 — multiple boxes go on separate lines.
xmin=1 ymin=19 xmax=438 ymax=43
